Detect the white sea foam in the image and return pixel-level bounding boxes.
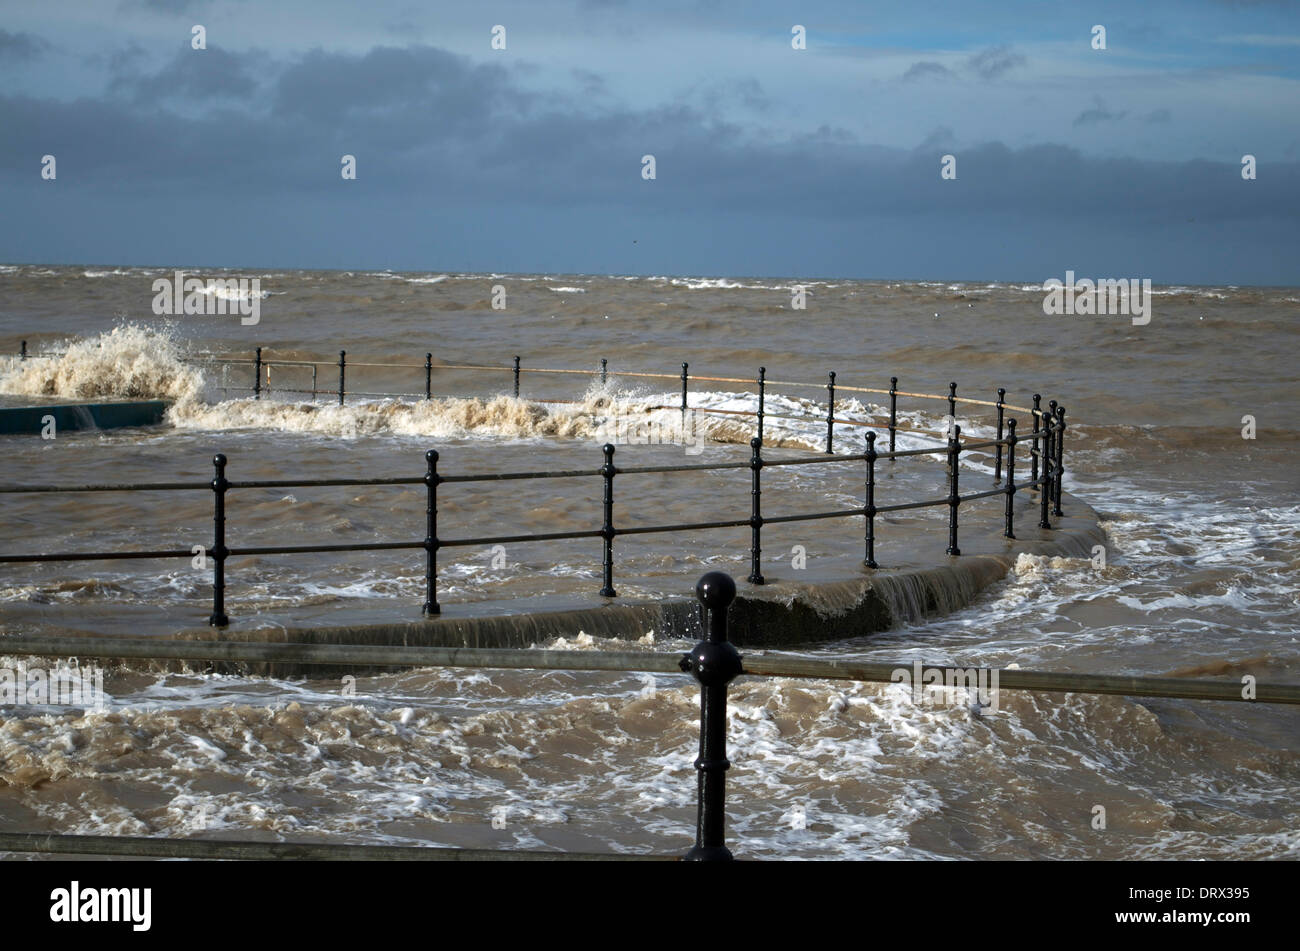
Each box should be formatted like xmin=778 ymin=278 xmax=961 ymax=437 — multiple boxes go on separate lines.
xmin=0 ymin=324 xmax=205 ymax=404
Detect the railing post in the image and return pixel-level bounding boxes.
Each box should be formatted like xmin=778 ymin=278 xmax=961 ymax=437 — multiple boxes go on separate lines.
xmin=600 ymin=358 xmax=607 ymax=387
xmin=680 ymin=363 xmax=689 ymax=424
xmin=425 ymin=353 xmax=433 ymax=400
xmin=747 ymin=438 xmax=764 ymax=585
xmin=825 ymin=371 xmax=836 ymax=454
xmin=946 ymin=424 xmax=961 ymax=556
xmin=423 ymin=450 xmax=440 ymax=615
xmin=1039 ymin=412 xmax=1053 ymax=530
xmin=513 ymin=355 xmax=520 ymax=398
xmin=994 ymin=387 xmax=1006 ymax=482
xmin=208 ymin=453 xmax=230 ymax=627
xmin=888 ymin=376 xmax=898 ymax=458
xmin=947 ymin=381 xmax=957 ymax=425
xmin=1004 ymin=418 xmax=1017 ymax=539
xmin=1047 ymin=399 xmax=1058 ymax=506
xmin=253 ymin=347 xmax=262 ymax=400
xmin=311 ymin=363 xmax=317 ymax=399
xmin=1030 ymin=393 xmax=1042 ymax=487
xmin=756 ymin=367 xmax=766 ymax=446
xmin=599 ymin=443 xmax=617 ymax=597
xmin=680 ymin=571 xmax=741 ymax=862
xmin=338 ymin=350 xmax=346 ymax=406
xmin=19 ymin=340 xmax=26 ymax=362
xmin=864 ymin=431 xmax=878 ymax=568
xmin=1053 ymin=405 xmax=1066 ymax=517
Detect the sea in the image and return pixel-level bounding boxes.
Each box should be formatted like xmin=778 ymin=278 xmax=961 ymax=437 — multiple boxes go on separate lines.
xmin=0 ymin=263 xmax=1296 ymax=859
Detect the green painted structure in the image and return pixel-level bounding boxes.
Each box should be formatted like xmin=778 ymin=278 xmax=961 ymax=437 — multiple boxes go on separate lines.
xmin=0 ymin=400 xmax=170 ymax=435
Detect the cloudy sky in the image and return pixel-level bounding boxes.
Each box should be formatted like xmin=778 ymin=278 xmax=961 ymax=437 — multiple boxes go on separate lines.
xmin=2 ymin=0 xmax=1298 ymax=282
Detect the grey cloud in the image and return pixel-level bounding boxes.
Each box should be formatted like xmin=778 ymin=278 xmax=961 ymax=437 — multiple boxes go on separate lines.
xmin=0 ymin=29 xmax=51 ymax=62
xmin=131 ymin=0 xmax=220 ymax=11
xmin=915 ymin=126 xmax=957 ymax=152
xmin=571 ymin=69 xmax=607 ymax=97
xmin=111 ymin=46 xmax=261 ymax=103
xmin=0 ymin=40 xmax=1295 ymax=280
xmin=1145 ymin=108 xmax=1172 ymax=123
xmin=270 ymin=46 xmax=523 ymax=126
xmin=1074 ymin=97 xmax=1128 ymax=126
xmin=902 ymin=61 xmax=953 ymax=82
xmin=966 ymin=45 xmax=1025 ymax=80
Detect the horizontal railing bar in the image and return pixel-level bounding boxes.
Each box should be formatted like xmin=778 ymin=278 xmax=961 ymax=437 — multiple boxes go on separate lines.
xmin=616 ymin=518 xmax=752 ymax=536
xmin=228 ymin=542 xmax=424 ymax=556
xmin=762 ymin=507 xmax=863 ymax=524
xmin=959 ymin=487 xmax=1009 ymax=503
xmin=12 ymin=347 xmax=1055 ymax=419
xmin=444 ymin=364 xmax=570 ymax=374
xmin=740 ymin=656 xmax=1300 ymax=705
xmin=0 ymin=549 xmax=192 ymax=563
xmin=615 ymin=461 xmax=751 ymax=475
xmin=830 ymin=384 xmax=890 ymax=396
xmin=601 ymin=370 xmax=683 ymax=381
xmin=875 ymin=498 xmax=949 ymax=513
xmin=759 ymin=453 xmax=868 ymax=468
xmin=3 ymin=636 xmax=1281 ymax=707
xmin=0 ymin=637 xmax=685 ymax=672
xmin=201 ymin=358 xmax=318 ymax=368
xmin=439 ymin=529 xmax=602 ymax=546
xmin=884 ymin=446 xmax=950 ymax=458
xmin=0 ymin=482 xmax=202 ymax=494
xmin=227 ymin=478 xmax=422 ymax=489
xmin=440 ymin=469 xmax=599 ymax=483
xmin=0 ymin=833 xmax=673 ymax=862
xmin=341 ymin=362 xmax=427 ymax=369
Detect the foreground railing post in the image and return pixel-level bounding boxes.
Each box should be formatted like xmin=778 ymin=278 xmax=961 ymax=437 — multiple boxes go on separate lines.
xmin=1053 ymin=405 xmax=1066 ymax=517
xmin=1004 ymin=418 xmax=1017 ymax=539
xmin=946 ymin=424 xmax=961 ymax=556
xmin=425 ymin=353 xmax=433 ymax=400
xmin=338 ymin=350 xmax=346 ymax=406
xmin=599 ymin=443 xmax=617 ymax=597
xmin=994 ymin=387 xmax=1005 ymax=482
xmin=825 ymin=371 xmax=836 ymax=453
xmin=864 ymin=431 xmax=878 ymax=568
xmin=209 ymin=453 xmax=230 ymax=627
xmin=747 ymin=438 xmax=764 ymax=584
xmin=680 ymin=363 xmax=689 ymax=424
xmin=756 ymin=367 xmax=766 ymax=446
xmin=888 ymin=376 xmax=898 ymax=458
xmin=513 ymin=355 xmax=521 ymax=397
xmin=1030 ymin=393 xmax=1042 ymax=487
xmin=19 ymin=340 xmax=26 ymax=361
xmin=680 ymin=571 xmax=742 ymax=862
xmin=253 ymin=347 xmax=262 ymax=400
xmin=600 ymin=358 xmax=607 ymax=387
xmin=1039 ymin=414 xmax=1053 ymax=530
xmin=948 ymin=381 xmax=957 ymax=422
xmin=423 ymin=449 xmax=441 ymax=615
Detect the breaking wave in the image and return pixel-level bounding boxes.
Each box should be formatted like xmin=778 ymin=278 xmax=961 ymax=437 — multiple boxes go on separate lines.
xmin=0 ymin=325 xmax=205 ymax=404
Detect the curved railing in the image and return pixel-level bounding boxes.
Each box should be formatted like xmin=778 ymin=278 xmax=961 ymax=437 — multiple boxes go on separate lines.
xmin=2 ymin=345 xmax=1070 ymax=627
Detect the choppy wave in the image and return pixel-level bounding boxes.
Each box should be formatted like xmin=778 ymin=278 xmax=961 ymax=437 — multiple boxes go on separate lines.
xmin=0 ymin=325 xmax=205 ymax=404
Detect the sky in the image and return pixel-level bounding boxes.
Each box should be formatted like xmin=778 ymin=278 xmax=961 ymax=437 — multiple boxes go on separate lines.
xmin=1 ymin=0 xmax=1298 ymax=283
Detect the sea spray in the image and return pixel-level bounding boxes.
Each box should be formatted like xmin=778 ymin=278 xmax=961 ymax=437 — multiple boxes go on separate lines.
xmin=0 ymin=325 xmax=205 ymax=404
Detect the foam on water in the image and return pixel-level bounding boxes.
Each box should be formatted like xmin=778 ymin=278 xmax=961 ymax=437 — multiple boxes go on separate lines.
xmin=0 ymin=324 xmax=204 ymax=404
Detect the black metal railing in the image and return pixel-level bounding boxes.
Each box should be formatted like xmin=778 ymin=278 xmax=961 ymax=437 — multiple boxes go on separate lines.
xmin=1 ymin=568 xmax=1297 ymax=862
xmin=3 ymin=347 xmax=1067 ymax=627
